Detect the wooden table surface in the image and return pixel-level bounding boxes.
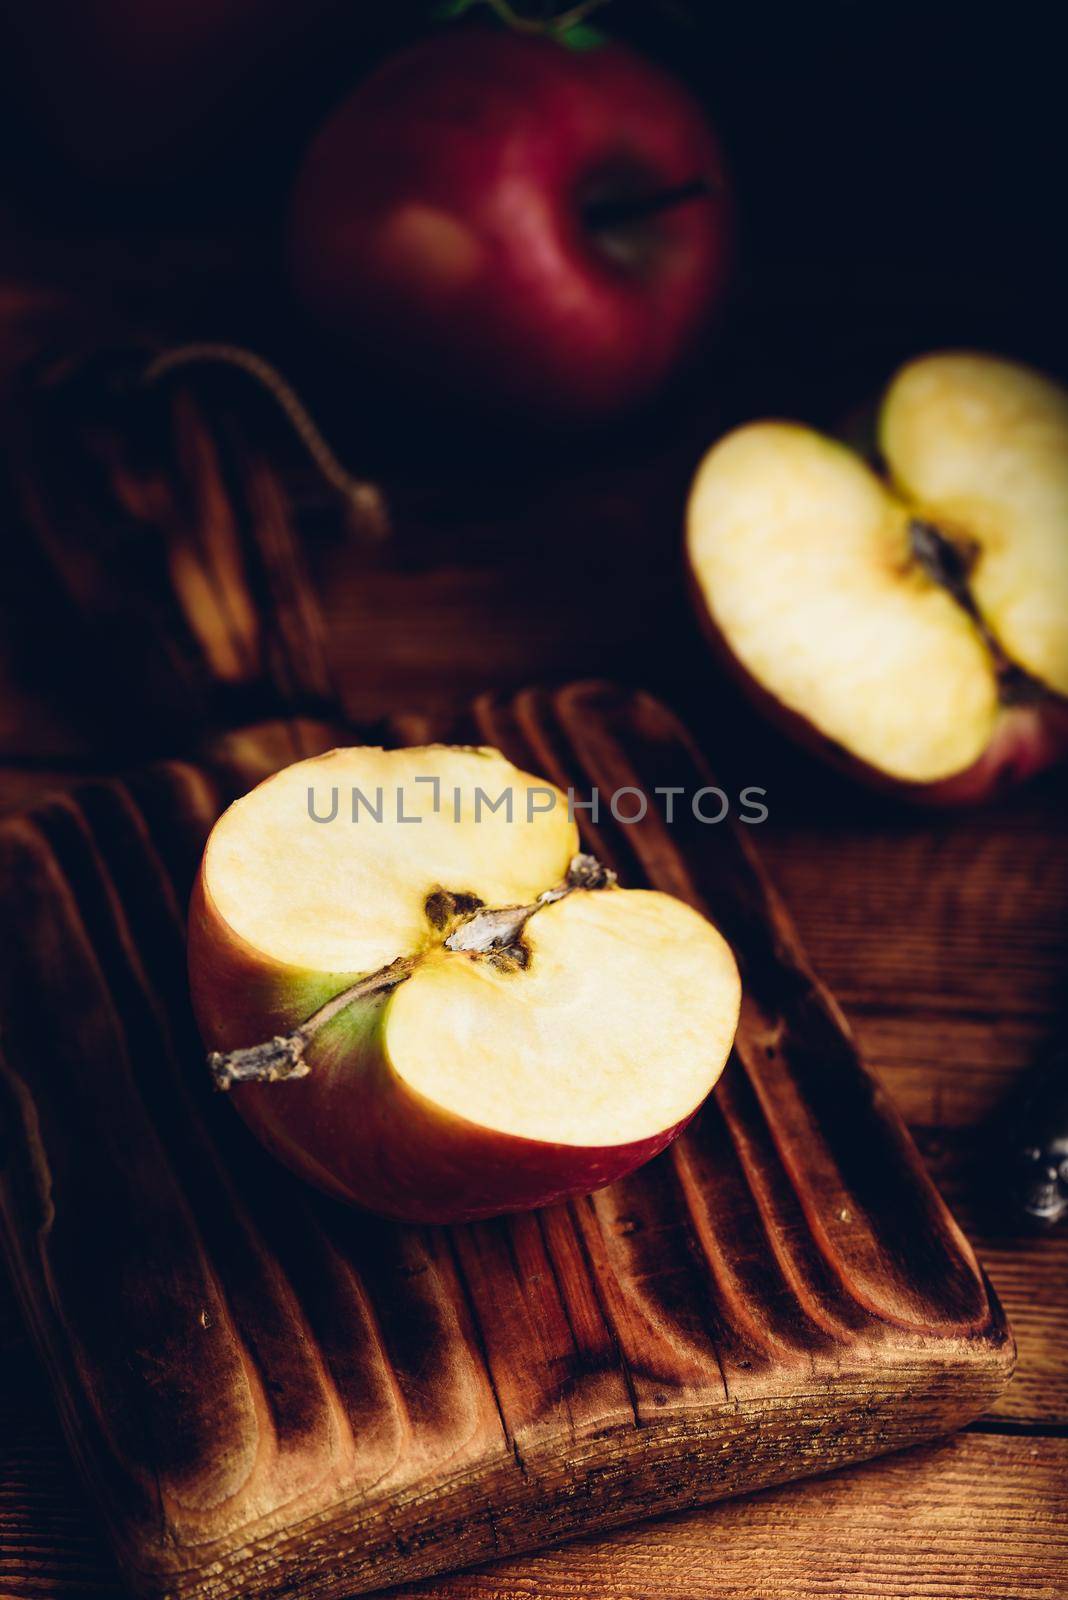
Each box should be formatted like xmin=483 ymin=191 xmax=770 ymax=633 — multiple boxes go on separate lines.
xmin=0 ymin=285 xmax=1065 ymax=1600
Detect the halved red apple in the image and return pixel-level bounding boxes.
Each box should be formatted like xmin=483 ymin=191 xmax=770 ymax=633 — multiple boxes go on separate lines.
xmin=686 ymin=352 xmax=1068 ymax=802
xmin=188 ymin=745 xmax=740 ymax=1222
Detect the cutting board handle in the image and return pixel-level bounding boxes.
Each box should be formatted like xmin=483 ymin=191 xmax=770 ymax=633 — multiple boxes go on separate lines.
xmin=4 ymin=335 xmax=383 ymax=754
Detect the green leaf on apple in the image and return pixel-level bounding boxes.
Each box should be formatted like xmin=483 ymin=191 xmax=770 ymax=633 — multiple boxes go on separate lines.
xmin=431 ymin=0 xmax=610 ymax=47
xmin=556 ymin=21 xmax=607 ymax=50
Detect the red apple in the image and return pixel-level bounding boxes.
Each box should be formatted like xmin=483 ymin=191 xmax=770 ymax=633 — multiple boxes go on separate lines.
xmin=288 ymin=29 xmax=731 ymax=418
xmin=686 ymin=352 xmax=1068 ymax=804
xmin=188 ymin=745 xmax=740 ymax=1223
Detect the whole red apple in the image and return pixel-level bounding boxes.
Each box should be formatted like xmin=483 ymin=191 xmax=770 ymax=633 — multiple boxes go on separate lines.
xmin=288 ymin=29 xmax=732 ymax=418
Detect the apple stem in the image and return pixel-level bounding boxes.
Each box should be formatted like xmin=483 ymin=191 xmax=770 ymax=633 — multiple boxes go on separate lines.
xmin=208 ymin=956 xmax=414 ymax=1091
xmin=143 ymin=343 xmax=390 ymax=542
xmin=206 ymin=854 xmax=615 ymax=1091
xmin=207 ymin=1032 xmax=311 ymax=1092
xmin=444 ymin=852 xmax=616 ymax=954
xmin=475 ymin=0 xmax=610 ymax=41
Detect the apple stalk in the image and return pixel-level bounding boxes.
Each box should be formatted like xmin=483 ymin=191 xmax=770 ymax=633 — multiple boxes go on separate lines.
xmin=144 ymin=343 xmax=390 ymax=541
xmin=207 ymin=852 xmax=616 ymax=1091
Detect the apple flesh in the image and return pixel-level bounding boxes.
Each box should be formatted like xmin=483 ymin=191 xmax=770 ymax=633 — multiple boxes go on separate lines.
xmin=686 ymin=353 xmax=1068 ymax=802
xmin=188 ymin=746 xmax=740 ymax=1222
xmin=288 ymin=29 xmax=731 ymax=419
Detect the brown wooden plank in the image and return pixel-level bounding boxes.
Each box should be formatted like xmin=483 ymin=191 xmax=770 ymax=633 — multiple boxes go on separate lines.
xmin=2 ymin=1348 xmax=1062 ymax=1600
xmin=973 ymin=1243 xmax=1067 ymax=1428
xmin=5 ymin=1130 xmax=1060 ymax=1584
xmin=0 ymin=1341 xmax=119 ymax=1600
xmin=757 ymin=780 xmax=1068 ymax=1022
xmin=0 ymin=687 xmax=1013 ymax=1600
xmin=922 ymin=1151 xmax=1068 ymax=1430
xmin=847 ymin=1010 xmax=1052 ymax=1131
xmin=0 ymin=765 xmax=108 ymax=818
xmin=822 ymin=1019 xmax=1068 ymax=1430
xmin=384 ymin=1432 xmax=1068 ymax=1600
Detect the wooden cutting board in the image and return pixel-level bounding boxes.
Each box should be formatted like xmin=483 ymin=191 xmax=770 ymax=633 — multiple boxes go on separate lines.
xmin=0 ymin=681 xmax=1013 ymax=1600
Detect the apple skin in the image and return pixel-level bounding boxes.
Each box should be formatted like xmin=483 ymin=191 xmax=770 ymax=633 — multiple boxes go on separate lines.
xmin=918 ymin=702 xmax=1068 ymax=806
xmin=188 ymin=865 xmax=693 ymax=1223
xmin=685 ymin=557 xmax=1068 ymax=807
xmin=288 ymin=29 xmax=731 ymax=420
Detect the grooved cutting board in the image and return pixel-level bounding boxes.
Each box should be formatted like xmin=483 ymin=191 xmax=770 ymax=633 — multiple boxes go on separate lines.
xmin=0 ymin=682 xmax=1013 ymax=1600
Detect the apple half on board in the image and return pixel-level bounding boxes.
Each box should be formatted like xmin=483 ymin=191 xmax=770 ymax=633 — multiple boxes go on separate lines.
xmin=188 ymin=745 xmax=740 ymax=1223
xmin=686 ymin=352 xmax=1068 ymax=803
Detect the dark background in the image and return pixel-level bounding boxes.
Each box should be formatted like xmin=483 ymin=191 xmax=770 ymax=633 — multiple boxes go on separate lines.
xmin=1 ymin=0 xmax=1064 ymax=417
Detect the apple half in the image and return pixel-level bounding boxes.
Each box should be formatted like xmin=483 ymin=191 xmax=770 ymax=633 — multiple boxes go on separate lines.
xmin=188 ymin=745 xmax=740 ymax=1223
xmin=686 ymin=353 xmax=1068 ymax=802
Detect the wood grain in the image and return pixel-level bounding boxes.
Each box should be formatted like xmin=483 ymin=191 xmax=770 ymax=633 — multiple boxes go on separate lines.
xmin=924 ymin=1158 xmax=1068 ymax=1430
xmin=1 ymin=1337 xmax=1060 ymax=1600
xmin=2 ymin=342 xmax=338 ymax=754
xmin=0 ymin=685 xmax=1012 ymax=1600
xmin=383 ymin=1433 xmax=1068 ymax=1600
xmin=756 ymin=802 xmax=1068 ymax=1023
xmin=2 ymin=1334 xmax=1061 ymax=1600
